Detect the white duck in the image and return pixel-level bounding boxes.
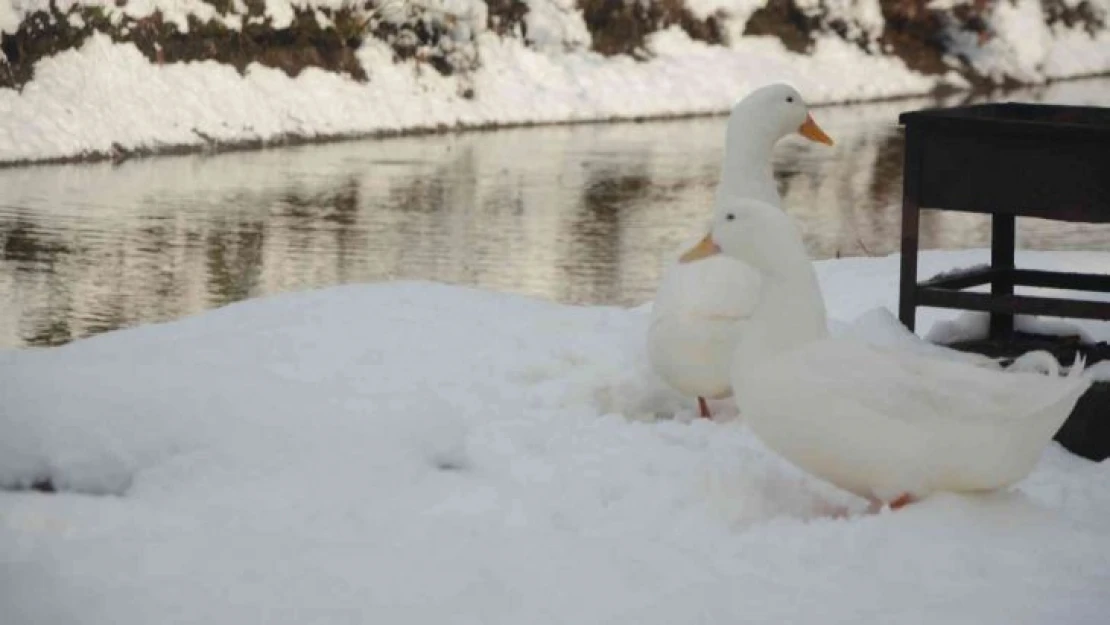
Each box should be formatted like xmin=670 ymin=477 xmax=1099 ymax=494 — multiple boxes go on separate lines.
xmin=682 ymin=199 xmax=1090 ymax=510
xmin=648 ymin=83 xmax=833 ymax=419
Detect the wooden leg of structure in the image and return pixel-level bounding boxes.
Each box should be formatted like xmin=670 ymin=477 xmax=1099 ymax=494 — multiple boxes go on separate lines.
xmin=990 ymin=214 xmax=1016 ymax=340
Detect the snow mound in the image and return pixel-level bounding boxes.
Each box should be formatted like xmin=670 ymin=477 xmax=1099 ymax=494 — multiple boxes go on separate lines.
xmin=2 ymin=252 xmax=1110 ymax=623
xmin=0 ymin=281 xmax=688 ymax=493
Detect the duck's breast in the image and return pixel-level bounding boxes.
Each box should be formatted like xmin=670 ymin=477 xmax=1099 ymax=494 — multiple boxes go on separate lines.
xmin=651 ymin=255 xmax=761 ymax=319
xmin=648 ymin=257 xmax=760 ymax=399
xmin=648 ymin=315 xmax=744 ymax=399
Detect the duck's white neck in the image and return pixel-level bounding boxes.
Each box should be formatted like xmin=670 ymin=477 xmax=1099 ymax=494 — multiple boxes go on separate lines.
xmin=730 ymin=230 xmax=828 ymax=391
xmin=715 ymin=117 xmax=783 ymax=206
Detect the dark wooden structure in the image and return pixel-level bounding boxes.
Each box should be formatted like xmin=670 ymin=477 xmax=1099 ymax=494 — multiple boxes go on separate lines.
xmin=896 ymin=102 xmax=1110 ymax=461
xmin=897 ymin=102 xmax=1110 ymax=339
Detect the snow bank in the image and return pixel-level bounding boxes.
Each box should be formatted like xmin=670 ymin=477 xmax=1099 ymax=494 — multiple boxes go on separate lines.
xmin=1 ymin=248 xmax=1109 ymax=623
xmin=0 ymin=29 xmax=939 ymax=164
xmin=4 ymin=0 xmax=1109 ymax=164
xmin=523 ymin=0 xmax=591 ymax=51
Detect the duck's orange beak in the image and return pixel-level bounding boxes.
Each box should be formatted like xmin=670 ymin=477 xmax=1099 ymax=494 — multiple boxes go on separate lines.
xmin=678 ymin=233 xmax=721 ymax=263
xmin=798 ymin=113 xmax=834 ymax=146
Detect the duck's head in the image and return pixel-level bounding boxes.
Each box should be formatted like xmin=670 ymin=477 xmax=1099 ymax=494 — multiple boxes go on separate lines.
xmin=679 ymin=199 xmax=803 ymax=275
xmin=727 ymin=83 xmax=833 ymax=147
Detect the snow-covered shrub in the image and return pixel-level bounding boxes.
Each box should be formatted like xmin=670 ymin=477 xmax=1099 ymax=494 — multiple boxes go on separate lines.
xmin=0 ymin=0 xmax=488 ymax=89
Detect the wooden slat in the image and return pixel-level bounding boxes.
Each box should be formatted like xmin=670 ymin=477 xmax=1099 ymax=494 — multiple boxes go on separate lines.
xmin=919 ymin=268 xmax=1110 ymax=293
xmin=1011 ymin=269 xmax=1110 ymax=293
xmin=917 ymin=288 xmax=1110 ymax=321
xmin=920 ymin=266 xmax=996 ymax=290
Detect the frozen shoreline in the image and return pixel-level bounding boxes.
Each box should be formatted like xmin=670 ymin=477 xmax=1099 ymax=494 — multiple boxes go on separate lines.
xmin=0 ymin=31 xmax=939 ymax=165
xmin=2 ymin=0 xmax=1109 ymax=166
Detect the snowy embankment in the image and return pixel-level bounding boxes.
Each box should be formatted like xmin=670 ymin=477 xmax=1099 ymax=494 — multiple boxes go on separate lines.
xmin=2 ymin=0 xmax=1110 ymax=164
xmin=2 ymin=248 xmax=1109 ymax=623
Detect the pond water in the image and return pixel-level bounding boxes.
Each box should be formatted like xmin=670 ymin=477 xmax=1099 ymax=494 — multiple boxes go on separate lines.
xmin=2 ymin=78 xmax=1109 ymax=348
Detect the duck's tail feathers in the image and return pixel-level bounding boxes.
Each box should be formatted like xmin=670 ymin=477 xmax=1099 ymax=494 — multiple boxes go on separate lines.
xmin=1003 ymin=350 xmax=1090 ymax=379
xmin=1005 ymin=350 xmax=1061 ymax=377
xmin=1067 ymin=352 xmax=1087 ymax=379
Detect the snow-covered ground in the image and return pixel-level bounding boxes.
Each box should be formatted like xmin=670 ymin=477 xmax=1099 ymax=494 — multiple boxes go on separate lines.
xmin=2 ymin=0 xmax=1109 ymax=164
xmin=2 ymin=248 xmax=1109 ymax=624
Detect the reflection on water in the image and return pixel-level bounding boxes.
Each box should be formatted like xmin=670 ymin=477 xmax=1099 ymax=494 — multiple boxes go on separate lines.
xmin=2 ymin=78 xmax=1110 ymax=348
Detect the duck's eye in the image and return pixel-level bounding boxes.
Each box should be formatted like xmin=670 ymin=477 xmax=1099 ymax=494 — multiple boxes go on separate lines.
xmin=786 ymin=96 xmax=794 ymax=103
xmin=726 ymin=213 xmax=736 ymax=221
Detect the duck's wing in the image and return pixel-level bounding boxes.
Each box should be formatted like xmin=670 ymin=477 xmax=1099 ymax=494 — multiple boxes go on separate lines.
xmin=839 ymin=307 xmax=1004 ymax=369
xmin=653 ymin=256 xmax=763 ymax=322
xmin=761 ymin=338 xmax=1090 ymax=428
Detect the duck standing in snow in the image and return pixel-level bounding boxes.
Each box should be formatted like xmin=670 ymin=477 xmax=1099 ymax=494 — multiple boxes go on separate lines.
xmin=648 ymin=83 xmax=834 ymax=419
xmin=681 ymin=198 xmax=1091 ymax=511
